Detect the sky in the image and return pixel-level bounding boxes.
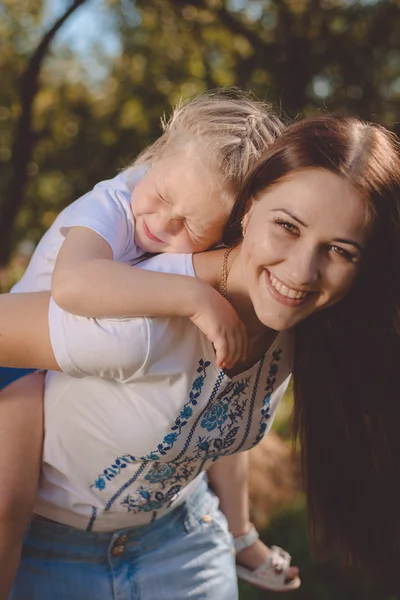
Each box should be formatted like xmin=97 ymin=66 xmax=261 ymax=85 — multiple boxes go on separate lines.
xmin=42 ymin=0 xmax=122 ymax=81
xmin=44 ymin=0 xmax=381 ymax=58
xmin=43 ymin=0 xmax=121 ymax=56
xmin=41 ymin=0 xmax=381 ymax=83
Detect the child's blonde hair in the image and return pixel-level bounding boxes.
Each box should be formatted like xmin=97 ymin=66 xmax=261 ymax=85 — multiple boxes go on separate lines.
xmin=131 ymin=89 xmax=285 ymax=201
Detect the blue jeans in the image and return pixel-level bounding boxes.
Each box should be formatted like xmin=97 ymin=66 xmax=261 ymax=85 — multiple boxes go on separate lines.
xmin=11 ymin=475 xmax=238 ymax=600
xmin=0 ymin=367 xmax=36 ymax=390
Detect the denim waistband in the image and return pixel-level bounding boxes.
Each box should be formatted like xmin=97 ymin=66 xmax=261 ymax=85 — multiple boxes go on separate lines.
xmin=26 ymin=474 xmax=212 ymax=561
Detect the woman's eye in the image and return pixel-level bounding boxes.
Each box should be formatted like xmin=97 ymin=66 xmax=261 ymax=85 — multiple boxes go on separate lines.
xmin=330 ymin=245 xmax=354 ymax=261
xmin=275 ymin=219 xmax=298 ymax=235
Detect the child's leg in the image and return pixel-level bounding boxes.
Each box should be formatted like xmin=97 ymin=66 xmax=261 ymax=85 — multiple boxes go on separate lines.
xmin=208 ymin=453 xmax=300 ymax=591
xmin=0 ymin=372 xmax=44 ymax=600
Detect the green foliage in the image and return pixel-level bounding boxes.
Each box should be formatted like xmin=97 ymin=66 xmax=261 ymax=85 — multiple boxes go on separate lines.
xmin=1 ymin=2 xmax=400 ymax=591
xmin=1 ymin=0 xmax=400 ymax=265
xmin=239 ymin=502 xmax=398 ymax=600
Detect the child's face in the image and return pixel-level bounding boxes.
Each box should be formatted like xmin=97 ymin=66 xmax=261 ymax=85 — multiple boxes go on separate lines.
xmin=130 ymin=152 xmax=231 ymax=253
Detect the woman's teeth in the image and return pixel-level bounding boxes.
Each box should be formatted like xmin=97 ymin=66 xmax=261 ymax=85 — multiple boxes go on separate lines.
xmin=269 ymin=274 xmax=308 ymax=300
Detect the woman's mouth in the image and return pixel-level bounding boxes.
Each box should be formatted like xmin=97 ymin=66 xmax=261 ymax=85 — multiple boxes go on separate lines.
xmin=265 ymin=270 xmax=313 ymax=306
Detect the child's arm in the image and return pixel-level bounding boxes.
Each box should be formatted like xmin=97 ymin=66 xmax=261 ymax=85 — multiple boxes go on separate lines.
xmin=52 ymin=227 xmax=247 ymax=368
xmin=0 ymin=372 xmax=44 ymax=599
xmin=0 ymin=289 xmax=230 ymax=379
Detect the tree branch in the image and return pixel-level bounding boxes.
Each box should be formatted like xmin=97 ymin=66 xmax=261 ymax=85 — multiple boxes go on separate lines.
xmin=1 ymin=0 xmax=87 ymax=266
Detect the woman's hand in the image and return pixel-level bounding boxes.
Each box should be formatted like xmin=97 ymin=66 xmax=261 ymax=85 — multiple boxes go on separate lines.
xmin=189 ymin=285 xmax=248 ymax=369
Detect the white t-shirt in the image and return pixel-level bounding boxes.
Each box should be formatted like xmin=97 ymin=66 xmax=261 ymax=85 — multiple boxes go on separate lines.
xmin=11 ymin=170 xmax=293 ymax=532
xmin=12 ymin=167 xmax=145 ymax=294
xmin=37 ymin=252 xmax=293 ymax=532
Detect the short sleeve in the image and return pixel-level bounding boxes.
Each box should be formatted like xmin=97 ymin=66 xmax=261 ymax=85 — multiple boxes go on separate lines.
xmin=60 ymin=174 xmax=141 ymax=263
xmin=49 ymin=298 xmax=150 ymax=382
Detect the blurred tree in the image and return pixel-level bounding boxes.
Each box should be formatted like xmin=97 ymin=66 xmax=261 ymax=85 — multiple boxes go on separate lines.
xmin=239 ymin=502 xmax=398 ymax=600
xmin=1 ymin=0 xmax=399 ymax=269
xmin=1 ymin=3 xmax=400 ymax=595
xmin=0 ymin=0 xmax=87 ymax=267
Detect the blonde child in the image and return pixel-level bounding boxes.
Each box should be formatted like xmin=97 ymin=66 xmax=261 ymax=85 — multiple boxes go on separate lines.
xmin=0 ymin=90 xmax=299 ymax=597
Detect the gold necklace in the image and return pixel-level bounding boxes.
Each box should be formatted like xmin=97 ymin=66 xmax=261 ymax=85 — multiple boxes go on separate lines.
xmin=220 ymin=246 xmax=278 ymax=356
xmin=220 ymin=246 xmax=233 ymax=299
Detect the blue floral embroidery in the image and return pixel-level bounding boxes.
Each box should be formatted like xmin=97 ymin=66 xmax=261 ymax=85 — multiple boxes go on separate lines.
xmin=90 ymin=360 xmax=211 ymax=491
xmin=121 ymin=485 xmax=182 ymax=513
xmin=86 ymin=506 xmax=98 ymax=531
xmin=120 ymin=459 xmax=198 ymax=513
xmin=144 ymin=463 xmax=176 ymax=486
xmin=91 ymin=349 xmax=283 ymax=513
xmin=253 ymin=349 xmax=282 ymax=446
xmin=192 ymin=376 xmax=204 ymax=390
xmin=200 ymin=402 xmax=229 ymax=432
xmin=196 ymin=426 xmax=240 ymax=456
xmin=180 ymin=406 xmax=193 ymax=419
xmin=163 ymin=432 xmax=178 ymax=445
xmin=199 ymin=378 xmax=250 ymax=439
xmin=140 ymin=359 xmax=211 ymax=460
xmin=93 ymin=477 xmax=106 ymax=491
xmin=91 ymin=454 xmax=135 ymax=491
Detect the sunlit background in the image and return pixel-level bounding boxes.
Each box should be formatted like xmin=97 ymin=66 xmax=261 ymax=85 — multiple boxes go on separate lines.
xmin=1 ymin=2 xmax=399 ymax=597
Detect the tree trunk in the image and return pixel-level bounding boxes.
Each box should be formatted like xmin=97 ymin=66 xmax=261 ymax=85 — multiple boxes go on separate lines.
xmin=0 ymin=0 xmax=87 ymax=267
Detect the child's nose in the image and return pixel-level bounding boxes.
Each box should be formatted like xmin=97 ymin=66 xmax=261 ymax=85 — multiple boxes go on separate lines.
xmin=157 ymin=213 xmax=184 ymax=236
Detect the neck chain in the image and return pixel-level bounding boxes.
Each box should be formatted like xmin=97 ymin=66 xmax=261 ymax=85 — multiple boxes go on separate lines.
xmin=220 ymin=246 xmax=233 ymax=299
xmin=220 ymin=246 xmax=278 ymax=356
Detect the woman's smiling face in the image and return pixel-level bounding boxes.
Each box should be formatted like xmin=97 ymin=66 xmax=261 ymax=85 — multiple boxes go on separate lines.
xmin=240 ymin=168 xmax=370 ymax=331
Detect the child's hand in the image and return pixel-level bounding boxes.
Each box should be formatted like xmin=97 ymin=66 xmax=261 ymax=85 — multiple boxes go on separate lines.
xmin=189 ymin=287 xmax=248 ymax=369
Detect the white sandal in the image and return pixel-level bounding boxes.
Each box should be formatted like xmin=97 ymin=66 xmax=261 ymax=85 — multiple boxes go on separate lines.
xmin=234 ymin=525 xmax=301 ymax=592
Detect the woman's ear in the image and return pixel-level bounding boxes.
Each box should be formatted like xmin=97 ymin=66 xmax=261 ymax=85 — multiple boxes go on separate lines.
xmin=241 ymin=201 xmax=255 ymax=236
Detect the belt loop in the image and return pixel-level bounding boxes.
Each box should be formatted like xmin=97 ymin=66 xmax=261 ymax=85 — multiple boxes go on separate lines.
xmin=181 ymin=499 xmax=197 ymax=533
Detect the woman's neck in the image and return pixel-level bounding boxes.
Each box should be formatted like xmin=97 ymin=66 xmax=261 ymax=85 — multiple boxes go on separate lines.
xmin=193 ymin=246 xmax=276 ymax=349
xmin=224 ymin=246 xmax=276 ymax=348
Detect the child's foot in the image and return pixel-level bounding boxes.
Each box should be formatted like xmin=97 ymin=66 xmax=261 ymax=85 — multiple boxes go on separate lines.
xmin=234 ymin=526 xmax=301 ymax=592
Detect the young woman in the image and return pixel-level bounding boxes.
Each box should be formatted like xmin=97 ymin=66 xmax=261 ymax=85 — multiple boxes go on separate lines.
xmin=1 ymin=115 xmax=399 ymax=598
xmin=0 ymin=90 xmax=290 ymax=597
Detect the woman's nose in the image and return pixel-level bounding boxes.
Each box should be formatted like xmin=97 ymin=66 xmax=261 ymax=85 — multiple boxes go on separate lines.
xmin=286 ymin=245 xmax=320 ymax=287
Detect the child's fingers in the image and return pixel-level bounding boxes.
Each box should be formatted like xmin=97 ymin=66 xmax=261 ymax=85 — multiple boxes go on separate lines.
xmin=222 ymin=336 xmax=235 ymax=369
xmin=214 ymin=322 xmax=248 ymax=370
xmin=224 ymin=330 xmax=242 ymax=369
xmin=223 ymin=327 xmax=245 ymax=369
xmin=217 ymin=333 xmax=237 ymax=369
xmin=214 ymin=337 xmax=228 ymax=368
xmin=231 ymin=331 xmax=243 ymax=367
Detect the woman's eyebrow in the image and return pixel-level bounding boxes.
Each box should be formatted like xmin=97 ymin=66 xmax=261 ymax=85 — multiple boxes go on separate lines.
xmin=272 ymin=209 xmax=364 ymax=252
xmin=271 ymin=208 xmax=307 ymax=227
xmin=333 ymin=238 xmax=364 ymax=252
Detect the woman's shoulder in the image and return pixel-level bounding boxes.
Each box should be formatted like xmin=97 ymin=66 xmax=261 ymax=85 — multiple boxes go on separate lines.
xmin=136 ymin=249 xmax=223 ymax=287
xmin=136 ymin=253 xmax=195 ymax=277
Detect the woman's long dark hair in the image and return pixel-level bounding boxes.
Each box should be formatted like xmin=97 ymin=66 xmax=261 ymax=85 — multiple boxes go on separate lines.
xmin=225 ymin=116 xmax=400 ymax=582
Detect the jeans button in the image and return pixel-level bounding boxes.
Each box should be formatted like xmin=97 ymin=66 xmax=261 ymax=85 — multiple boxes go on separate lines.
xmin=112 ymin=544 xmax=125 ymax=557
xmin=201 ymin=514 xmax=213 ymax=523
xmin=119 ymin=534 xmax=128 ymax=543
